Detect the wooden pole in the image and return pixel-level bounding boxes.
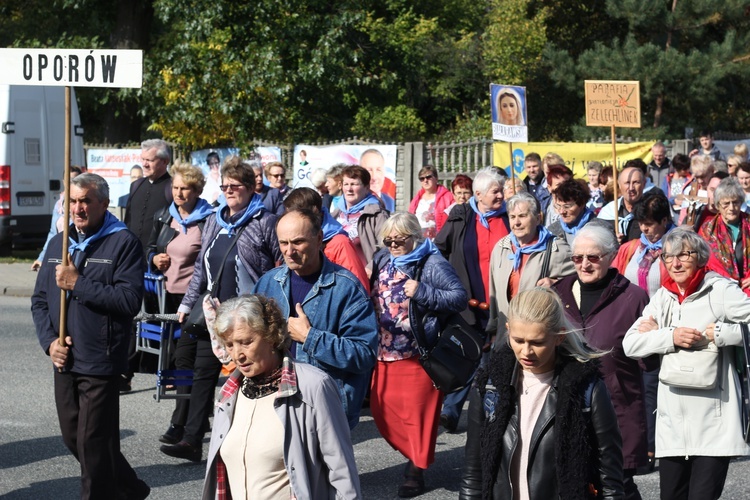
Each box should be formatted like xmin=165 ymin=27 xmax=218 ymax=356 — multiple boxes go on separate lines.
xmin=509 ymin=142 xmax=516 ymax=195
xmin=59 ymin=86 xmax=71 ymax=346
xmin=611 ymin=124 xmax=619 ymax=236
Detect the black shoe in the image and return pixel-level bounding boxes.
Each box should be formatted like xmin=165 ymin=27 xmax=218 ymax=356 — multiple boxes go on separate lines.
xmin=440 ymin=413 xmax=457 ymax=433
xmin=119 ymin=375 xmax=132 ymax=393
xmin=119 ymin=478 xmax=150 ymax=500
xmin=160 ymin=440 xmax=202 ymax=462
xmin=398 ymin=464 xmax=425 ymax=498
xmin=159 ymin=424 xmax=184 ymax=445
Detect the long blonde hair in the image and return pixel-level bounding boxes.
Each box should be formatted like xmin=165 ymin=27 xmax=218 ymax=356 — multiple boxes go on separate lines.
xmin=507 ymin=287 xmax=606 ymax=363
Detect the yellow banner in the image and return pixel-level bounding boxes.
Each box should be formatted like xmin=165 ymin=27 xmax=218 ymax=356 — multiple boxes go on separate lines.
xmin=493 ymin=141 xmax=655 ymax=179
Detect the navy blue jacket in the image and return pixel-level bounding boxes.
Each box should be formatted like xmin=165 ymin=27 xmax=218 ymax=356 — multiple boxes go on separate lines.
xmin=31 ymin=227 xmax=145 ymax=376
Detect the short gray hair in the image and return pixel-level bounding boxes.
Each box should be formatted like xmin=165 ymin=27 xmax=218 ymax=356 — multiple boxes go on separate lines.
xmin=573 ymin=224 xmax=618 ymax=256
xmin=379 ymin=212 xmax=424 ymax=245
xmin=473 ymin=167 xmax=506 ymax=197
xmin=663 ymin=227 xmax=710 ymax=267
xmin=214 ymin=295 xmax=290 ymax=352
xmin=71 ymin=173 xmax=109 ymax=202
xmin=310 ymin=168 xmax=328 ymax=189
xmin=141 ymin=139 xmax=171 ymax=162
xmin=713 ymin=177 xmax=745 ymax=206
xmin=506 ymin=191 xmax=540 ymax=218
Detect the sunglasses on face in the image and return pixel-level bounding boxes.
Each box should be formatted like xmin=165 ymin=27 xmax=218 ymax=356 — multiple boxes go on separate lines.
xmin=571 ymin=254 xmax=605 ymax=264
xmin=219 ymin=184 xmax=245 ymax=192
xmin=419 ymin=175 xmax=434 ymax=182
xmin=383 ymin=236 xmax=411 ymax=248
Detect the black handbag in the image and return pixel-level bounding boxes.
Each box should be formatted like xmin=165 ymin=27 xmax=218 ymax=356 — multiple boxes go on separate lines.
xmin=412 ymin=256 xmax=484 ymax=394
xmin=183 ymin=226 xmax=245 ymax=338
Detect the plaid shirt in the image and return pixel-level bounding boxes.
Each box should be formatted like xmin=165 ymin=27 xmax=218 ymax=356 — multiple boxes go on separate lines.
xmin=214 ymin=355 xmax=298 ymax=500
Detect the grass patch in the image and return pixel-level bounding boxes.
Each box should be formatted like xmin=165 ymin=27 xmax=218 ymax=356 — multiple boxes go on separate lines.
xmin=0 ymin=249 xmax=39 ymax=264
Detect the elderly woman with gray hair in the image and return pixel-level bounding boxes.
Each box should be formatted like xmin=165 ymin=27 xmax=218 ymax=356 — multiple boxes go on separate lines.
xmin=434 ymin=167 xmax=510 ymax=432
xmin=370 ymin=212 xmax=467 ymax=497
xmin=624 ymin=227 xmax=750 ymax=499
xmin=202 ymin=294 xmax=361 ymax=500
xmin=698 ymin=177 xmax=750 ymax=296
xmin=553 ymin=224 xmax=650 ymax=499
xmin=487 ymin=191 xmax=575 ymax=340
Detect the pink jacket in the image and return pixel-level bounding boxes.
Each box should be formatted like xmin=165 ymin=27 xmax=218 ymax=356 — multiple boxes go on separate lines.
xmin=408 ymin=184 xmax=454 ymax=233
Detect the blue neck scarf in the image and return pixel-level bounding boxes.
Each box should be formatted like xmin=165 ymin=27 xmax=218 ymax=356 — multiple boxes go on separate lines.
xmin=559 ymin=209 xmax=595 ymax=235
xmin=169 ymin=198 xmax=214 ymax=234
xmin=216 ymin=193 xmax=265 ymax=237
xmin=635 ymin=223 xmax=675 ymax=263
xmin=321 ymin=206 xmax=347 ymax=242
xmin=68 ymin=211 xmax=127 ymax=256
xmin=469 ymin=196 xmax=506 ymax=229
xmin=336 ymin=192 xmax=380 ymax=215
xmin=390 ymin=238 xmax=440 ymax=270
xmin=508 ymin=225 xmax=554 ymax=271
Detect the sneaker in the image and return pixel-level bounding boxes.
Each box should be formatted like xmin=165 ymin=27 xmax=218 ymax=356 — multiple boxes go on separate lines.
xmin=160 ymin=440 xmax=202 ymax=463
xmin=159 ymin=424 xmax=184 ymax=445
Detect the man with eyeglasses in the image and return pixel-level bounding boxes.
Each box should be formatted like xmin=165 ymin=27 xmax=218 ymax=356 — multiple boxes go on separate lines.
xmin=265 ymin=161 xmax=291 ymax=199
xmin=253 ymin=209 xmax=378 ymax=429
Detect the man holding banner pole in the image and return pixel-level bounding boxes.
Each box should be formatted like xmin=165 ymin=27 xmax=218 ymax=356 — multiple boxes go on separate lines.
xmin=31 ymin=172 xmax=149 ymax=499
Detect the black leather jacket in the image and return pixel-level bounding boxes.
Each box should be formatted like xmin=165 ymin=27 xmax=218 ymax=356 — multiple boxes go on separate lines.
xmin=146 ymin=205 xmax=207 ymax=271
xmin=460 ymin=362 xmax=625 ymax=500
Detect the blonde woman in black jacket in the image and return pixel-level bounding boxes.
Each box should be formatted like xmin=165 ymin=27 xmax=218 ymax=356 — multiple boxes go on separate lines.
xmin=460 ymin=287 xmax=624 ymax=500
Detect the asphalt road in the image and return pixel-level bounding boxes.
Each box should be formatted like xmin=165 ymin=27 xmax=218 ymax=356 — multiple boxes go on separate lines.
xmin=1 ymin=295 xmax=749 ymax=499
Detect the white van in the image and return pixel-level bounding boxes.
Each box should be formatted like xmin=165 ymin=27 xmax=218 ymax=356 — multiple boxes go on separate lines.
xmin=0 ymin=85 xmax=85 ymax=254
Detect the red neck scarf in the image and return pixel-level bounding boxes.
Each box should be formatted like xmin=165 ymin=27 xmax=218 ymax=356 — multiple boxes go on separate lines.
xmin=663 ymin=266 xmax=707 ymax=304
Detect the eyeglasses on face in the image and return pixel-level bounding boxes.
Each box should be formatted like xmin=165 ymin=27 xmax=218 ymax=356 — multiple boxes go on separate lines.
xmin=419 ymin=175 xmax=434 ymax=182
xmin=571 ymin=254 xmax=605 ymax=264
xmin=718 ymin=200 xmax=742 ymax=209
xmin=661 ymin=251 xmax=697 ymax=264
xmin=383 ymin=236 xmax=411 ymax=248
xmin=219 ymin=184 xmax=245 ymax=192
xmin=554 ymin=202 xmax=577 ymax=212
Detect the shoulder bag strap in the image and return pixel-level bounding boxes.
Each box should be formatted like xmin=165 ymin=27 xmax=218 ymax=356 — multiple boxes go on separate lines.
xmin=539 ymin=236 xmax=554 ymax=280
xmin=411 ymin=255 xmax=432 ymax=353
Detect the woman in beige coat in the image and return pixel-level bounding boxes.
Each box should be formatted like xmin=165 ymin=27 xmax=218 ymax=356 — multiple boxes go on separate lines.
xmin=487 ymin=192 xmax=575 ymax=340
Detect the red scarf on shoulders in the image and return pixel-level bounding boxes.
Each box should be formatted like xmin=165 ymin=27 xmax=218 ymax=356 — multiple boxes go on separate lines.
xmin=663 ymin=266 xmax=707 ymax=304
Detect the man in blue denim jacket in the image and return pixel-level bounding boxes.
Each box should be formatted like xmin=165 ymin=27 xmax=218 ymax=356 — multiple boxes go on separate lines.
xmin=254 ymin=208 xmax=378 ymax=429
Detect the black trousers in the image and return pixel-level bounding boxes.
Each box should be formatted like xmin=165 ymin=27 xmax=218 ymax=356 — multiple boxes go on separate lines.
xmin=54 ymin=371 xmax=141 ymax=499
xmin=659 ymin=455 xmax=730 ymax=500
xmin=170 ymin=328 xmax=197 ymax=426
xmin=181 ymin=337 xmax=221 ymax=447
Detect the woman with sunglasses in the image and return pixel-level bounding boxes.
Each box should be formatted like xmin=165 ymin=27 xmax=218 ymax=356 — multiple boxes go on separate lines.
xmin=624 ymin=228 xmax=750 ymax=500
xmin=698 ymin=177 xmax=750 ymax=296
xmin=553 ymin=224 xmax=650 ymax=499
xmin=160 ymin=156 xmax=282 ymax=463
xmin=369 ymin=212 xmax=467 ymax=497
xmin=408 ymin=165 xmax=454 ymax=238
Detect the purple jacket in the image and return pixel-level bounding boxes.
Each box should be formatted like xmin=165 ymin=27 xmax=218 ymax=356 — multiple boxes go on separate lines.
xmin=552 ymin=272 xmax=650 ymax=470
xmin=178 ymin=209 xmax=281 ymax=314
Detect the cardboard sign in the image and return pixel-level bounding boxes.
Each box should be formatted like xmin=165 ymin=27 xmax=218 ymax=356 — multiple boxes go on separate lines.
xmin=584 ymin=80 xmax=641 ymax=128
xmin=0 ymin=48 xmax=143 ymax=88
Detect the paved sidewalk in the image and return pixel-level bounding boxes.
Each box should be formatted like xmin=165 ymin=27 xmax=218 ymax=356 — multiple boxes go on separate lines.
xmin=1 ymin=263 xmax=38 ymax=297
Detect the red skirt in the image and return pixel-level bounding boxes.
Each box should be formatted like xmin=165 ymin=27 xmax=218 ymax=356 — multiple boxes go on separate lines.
xmin=370 ymin=357 xmax=443 ymax=469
